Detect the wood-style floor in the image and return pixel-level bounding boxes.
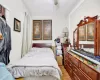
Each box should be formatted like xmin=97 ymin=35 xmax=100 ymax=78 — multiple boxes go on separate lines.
xmin=59 ymin=66 xmax=72 ymax=80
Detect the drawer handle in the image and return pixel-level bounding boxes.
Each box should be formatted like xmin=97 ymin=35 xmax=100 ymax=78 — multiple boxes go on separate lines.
xmin=74 ymin=69 xmax=77 ymax=72
xmin=86 ymin=70 xmax=89 ymax=74
xmin=74 ymin=77 xmax=77 ymax=80
xmin=70 ymin=64 xmax=72 ymax=66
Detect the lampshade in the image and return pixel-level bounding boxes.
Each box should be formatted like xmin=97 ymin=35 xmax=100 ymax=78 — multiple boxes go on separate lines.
xmin=62 ymin=27 xmax=68 ymax=33
xmin=62 ymin=27 xmax=69 ymax=37
xmin=61 ymin=33 xmax=65 ymax=38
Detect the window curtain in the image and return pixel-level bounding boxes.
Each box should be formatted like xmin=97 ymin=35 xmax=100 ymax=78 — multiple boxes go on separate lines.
xmin=21 ymin=12 xmax=32 ymax=57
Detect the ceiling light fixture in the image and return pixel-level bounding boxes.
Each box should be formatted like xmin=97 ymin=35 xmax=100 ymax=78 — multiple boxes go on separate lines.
xmin=54 ymin=0 xmax=58 ymax=5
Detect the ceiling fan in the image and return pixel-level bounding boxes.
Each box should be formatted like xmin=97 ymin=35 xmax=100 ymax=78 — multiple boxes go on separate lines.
xmin=54 ymin=0 xmax=59 ymax=5
xmin=53 ymin=0 xmax=60 ymax=9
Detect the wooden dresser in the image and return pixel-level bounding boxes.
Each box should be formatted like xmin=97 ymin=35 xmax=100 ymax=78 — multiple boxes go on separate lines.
xmin=63 ymin=47 xmax=100 ymax=80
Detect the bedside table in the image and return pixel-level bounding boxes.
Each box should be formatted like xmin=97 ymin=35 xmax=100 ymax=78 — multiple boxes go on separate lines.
xmin=16 ymin=78 xmax=24 ymax=80
xmin=56 ymin=55 xmax=62 ymax=66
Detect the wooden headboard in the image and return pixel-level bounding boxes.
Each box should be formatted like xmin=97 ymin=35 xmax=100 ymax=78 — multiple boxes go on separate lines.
xmin=32 ymin=43 xmax=52 ymax=48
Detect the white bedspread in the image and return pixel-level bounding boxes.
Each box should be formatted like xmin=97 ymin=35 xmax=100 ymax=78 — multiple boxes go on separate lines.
xmin=8 ymin=48 xmax=61 ymax=80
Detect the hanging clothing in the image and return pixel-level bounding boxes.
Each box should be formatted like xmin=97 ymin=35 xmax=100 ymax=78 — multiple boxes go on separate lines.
xmin=0 ymin=17 xmax=11 ymax=65
xmin=0 ymin=18 xmax=5 ymax=52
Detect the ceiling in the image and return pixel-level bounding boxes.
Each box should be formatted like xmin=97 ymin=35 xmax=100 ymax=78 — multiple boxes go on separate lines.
xmin=22 ymin=0 xmax=80 ymax=17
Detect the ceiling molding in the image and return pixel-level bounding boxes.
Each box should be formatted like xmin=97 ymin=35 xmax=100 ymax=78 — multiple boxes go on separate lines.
xmin=21 ymin=0 xmax=32 ymax=16
xmin=69 ymin=0 xmax=85 ymax=16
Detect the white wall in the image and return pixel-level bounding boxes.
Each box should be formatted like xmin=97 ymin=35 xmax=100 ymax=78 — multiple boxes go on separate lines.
xmin=0 ymin=0 xmax=31 ymax=63
xmin=67 ymin=0 xmax=100 ymax=45
xmin=32 ymin=14 xmax=67 ymax=46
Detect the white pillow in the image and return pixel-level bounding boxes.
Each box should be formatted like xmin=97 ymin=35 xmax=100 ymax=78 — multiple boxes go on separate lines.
xmin=30 ymin=47 xmax=52 ymax=53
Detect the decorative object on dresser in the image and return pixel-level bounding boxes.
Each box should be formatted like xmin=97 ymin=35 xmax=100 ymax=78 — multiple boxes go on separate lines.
xmin=62 ymin=27 xmax=69 ymax=43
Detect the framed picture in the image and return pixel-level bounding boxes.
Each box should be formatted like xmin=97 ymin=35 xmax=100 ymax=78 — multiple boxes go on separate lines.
xmin=43 ymin=20 xmax=52 ymax=40
xmin=14 ymin=18 xmax=21 ymax=32
xmin=79 ymin=25 xmax=86 ymax=41
xmin=33 ymin=20 xmax=42 ymax=40
xmin=87 ymin=22 xmax=95 ymax=41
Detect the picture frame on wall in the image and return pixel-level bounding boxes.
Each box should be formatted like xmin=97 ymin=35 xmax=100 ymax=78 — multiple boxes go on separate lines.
xmin=79 ymin=25 xmax=86 ymax=41
xmin=43 ymin=20 xmax=52 ymax=40
xmin=33 ymin=20 xmax=42 ymax=40
xmin=87 ymin=22 xmax=95 ymax=41
xmin=14 ymin=18 xmax=21 ymax=32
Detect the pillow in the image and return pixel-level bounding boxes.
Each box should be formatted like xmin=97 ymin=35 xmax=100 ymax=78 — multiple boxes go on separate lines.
xmin=29 ymin=47 xmax=40 ymax=52
xmin=30 ymin=47 xmax=52 ymax=52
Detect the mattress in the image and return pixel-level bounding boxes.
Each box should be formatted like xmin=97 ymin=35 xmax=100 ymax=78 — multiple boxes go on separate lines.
xmin=8 ymin=48 xmax=62 ymax=80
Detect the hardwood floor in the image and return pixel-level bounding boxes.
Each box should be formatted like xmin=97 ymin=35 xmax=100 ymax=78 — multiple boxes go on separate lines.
xmin=59 ymin=66 xmax=72 ymax=80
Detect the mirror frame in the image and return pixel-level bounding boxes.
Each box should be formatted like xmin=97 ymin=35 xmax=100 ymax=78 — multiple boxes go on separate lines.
xmin=73 ymin=16 xmax=99 ymax=56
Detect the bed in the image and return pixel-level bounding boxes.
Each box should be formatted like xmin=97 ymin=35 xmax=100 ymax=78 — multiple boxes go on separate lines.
xmin=8 ymin=43 xmax=62 ymax=80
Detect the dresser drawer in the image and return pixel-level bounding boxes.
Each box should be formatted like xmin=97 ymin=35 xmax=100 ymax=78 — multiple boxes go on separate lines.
xmin=73 ymin=65 xmax=79 ymax=75
xmin=73 ymin=65 xmax=89 ymax=80
xmin=68 ymin=60 xmax=73 ymax=68
xmin=79 ymin=69 xmax=92 ymax=80
xmin=72 ymin=57 xmax=79 ymax=67
xmin=80 ymin=62 xmax=99 ymax=80
xmin=73 ymin=72 xmax=80 ymax=80
xmin=66 ymin=64 xmax=73 ymax=77
xmin=69 ymin=54 xmax=79 ymax=67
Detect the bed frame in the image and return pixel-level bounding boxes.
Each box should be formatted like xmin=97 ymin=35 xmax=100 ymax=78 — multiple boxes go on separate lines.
xmin=32 ymin=43 xmax=55 ymax=55
xmin=16 ymin=43 xmax=58 ymax=80
xmin=32 ymin=43 xmax=52 ymax=48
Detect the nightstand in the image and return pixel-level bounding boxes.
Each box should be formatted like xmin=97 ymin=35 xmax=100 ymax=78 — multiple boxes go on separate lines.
xmin=56 ymin=55 xmax=62 ymax=66
xmin=16 ymin=78 xmax=24 ymax=80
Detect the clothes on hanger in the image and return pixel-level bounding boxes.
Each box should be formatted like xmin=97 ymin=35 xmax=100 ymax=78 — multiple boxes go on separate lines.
xmin=0 ymin=16 xmax=6 ymax=25
xmin=0 ymin=32 xmax=3 ymax=40
xmin=0 ymin=16 xmax=11 ymax=65
xmin=2 ymin=15 xmax=6 ymax=20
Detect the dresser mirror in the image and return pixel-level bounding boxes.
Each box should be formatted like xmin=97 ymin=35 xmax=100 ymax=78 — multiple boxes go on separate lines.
xmin=73 ymin=15 xmax=100 ymax=57
xmin=73 ymin=28 xmax=78 ymax=49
